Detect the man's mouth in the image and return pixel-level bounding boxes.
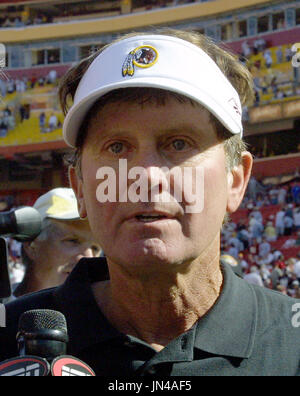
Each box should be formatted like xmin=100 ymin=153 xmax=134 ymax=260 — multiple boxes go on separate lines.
xmin=135 ymin=214 xmax=170 ymax=223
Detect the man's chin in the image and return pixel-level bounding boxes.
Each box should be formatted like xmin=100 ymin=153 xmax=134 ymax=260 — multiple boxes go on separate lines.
xmin=107 ymin=248 xmax=187 ymax=272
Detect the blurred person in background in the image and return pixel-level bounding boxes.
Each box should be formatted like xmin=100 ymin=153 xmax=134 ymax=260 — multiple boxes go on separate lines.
xmin=293 ymin=206 xmax=300 ymax=231
xmin=48 ymin=112 xmax=58 ymax=131
xmin=258 ymin=237 xmax=271 ymax=258
xmin=275 ymin=206 xmax=285 ymax=236
xmin=250 ymin=206 xmax=263 ymax=223
xmin=294 ymin=252 xmax=300 ymax=280
xmin=12 ymin=188 xmax=101 ymax=299
xmin=244 ymin=266 xmax=264 ymax=287
xmin=8 ymin=237 xmax=22 ymax=266
xmin=291 ymin=281 xmax=300 ymax=299
xmin=263 ymin=221 xmax=277 ymax=242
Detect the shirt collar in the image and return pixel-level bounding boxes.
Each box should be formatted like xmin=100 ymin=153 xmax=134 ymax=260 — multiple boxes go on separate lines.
xmin=54 ymin=258 xmax=258 ymax=358
xmin=53 ymin=257 xmax=121 ymax=354
xmin=194 ymin=262 xmax=258 ymax=358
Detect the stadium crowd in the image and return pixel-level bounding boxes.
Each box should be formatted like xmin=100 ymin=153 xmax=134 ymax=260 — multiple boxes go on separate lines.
xmin=0 ymin=107 xmax=15 ymax=137
xmin=0 ymin=70 xmax=58 ymax=99
xmin=221 ymin=176 xmax=300 ymax=298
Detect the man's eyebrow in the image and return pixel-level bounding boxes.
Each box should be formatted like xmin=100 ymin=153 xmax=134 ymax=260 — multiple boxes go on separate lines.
xmin=90 ymin=130 xmax=134 ymax=140
xmin=159 ymin=126 xmax=210 ymax=137
xmin=89 ymin=125 xmax=211 ymax=142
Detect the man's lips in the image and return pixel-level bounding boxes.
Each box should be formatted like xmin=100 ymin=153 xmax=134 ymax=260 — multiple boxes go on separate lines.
xmin=125 ymin=211 xmax=176 ymax=223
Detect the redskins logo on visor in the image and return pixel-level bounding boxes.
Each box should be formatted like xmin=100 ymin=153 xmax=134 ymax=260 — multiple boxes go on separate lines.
xmin=122 ymin=45 xmax=158 ymax=77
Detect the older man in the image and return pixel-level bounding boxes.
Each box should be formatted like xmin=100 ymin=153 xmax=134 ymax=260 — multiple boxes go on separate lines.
xmin=1 ymin=30 xmax=299 ymax=376
xmin=12 ymin=188 xmax=101 ymax=298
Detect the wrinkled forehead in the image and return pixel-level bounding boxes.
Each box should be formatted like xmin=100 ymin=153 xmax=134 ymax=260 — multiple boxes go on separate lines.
xmin=78 ymin=87 xmax=218 ymax=148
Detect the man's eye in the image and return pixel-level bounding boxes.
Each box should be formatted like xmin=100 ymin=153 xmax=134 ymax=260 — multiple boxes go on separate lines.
xmin=64 ymin=239 xmax=79 ymax=245
xmin=91 ymin=245 xmax=101 ymax=255
xmin=108 ymin=142 xmax=124 ymax=154
xmin=171 ymin=139 xmax=189 ymax=151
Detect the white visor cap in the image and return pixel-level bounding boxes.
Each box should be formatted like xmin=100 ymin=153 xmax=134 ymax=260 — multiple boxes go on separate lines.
xmin=63 ymin=34 xmax=243 ymax=147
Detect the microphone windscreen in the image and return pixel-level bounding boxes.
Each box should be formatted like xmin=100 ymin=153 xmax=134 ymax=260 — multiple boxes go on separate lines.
xmin=18 ymin=310 xmax=67 ymax=335
xmin=14 ymin=207 xmax=42 ymax=241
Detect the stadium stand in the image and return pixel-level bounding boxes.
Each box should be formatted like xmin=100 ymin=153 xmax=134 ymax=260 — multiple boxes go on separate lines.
xmin=0 ymin=0 xmax=208 ymax=28
xmin=0 ymin=73 xmax=63 ymax=146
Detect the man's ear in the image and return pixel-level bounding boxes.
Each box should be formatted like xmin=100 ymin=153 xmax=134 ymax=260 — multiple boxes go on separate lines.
xmin=226 ymin=151 xmax=253 ymax=214
xmin=69 ymin=166 xmax=87 ymax=219
xmin=23 ymin=241 xmax=36 ymax=261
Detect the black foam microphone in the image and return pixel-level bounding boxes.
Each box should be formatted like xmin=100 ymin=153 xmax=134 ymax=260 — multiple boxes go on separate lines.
xmin=0 ymin=207 xmax=42 ymax=241
xmin=0 ymin=309 xmax=66 ymax=377
xmin=17 ymin=310 xmax=68 ymax=360
xmin=0 ymin=310 xmax=95 ymax=376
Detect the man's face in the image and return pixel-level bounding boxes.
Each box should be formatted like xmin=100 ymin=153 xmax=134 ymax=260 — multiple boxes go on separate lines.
xmin=29 ymin=219 xmax=101 ymax=287
xmin=72 ymin=97 xmax=250 ymax=273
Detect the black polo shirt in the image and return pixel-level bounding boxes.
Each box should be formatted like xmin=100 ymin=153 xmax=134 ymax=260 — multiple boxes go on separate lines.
xmin=1 ymin=257 xmax=299 ymax=376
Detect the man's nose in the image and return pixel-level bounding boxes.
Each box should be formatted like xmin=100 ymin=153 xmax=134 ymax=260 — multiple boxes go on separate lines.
xmin=134 ymin=147 xmax=165 ymax=170
xmin=75 ymin=246 xmax=95 ymax=260
xmin=129 ymin=150 xmax=170 ymax=197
